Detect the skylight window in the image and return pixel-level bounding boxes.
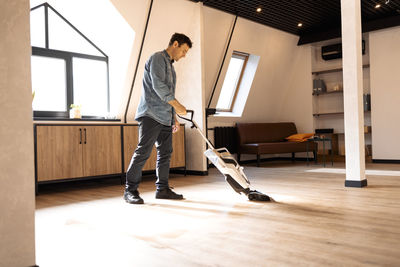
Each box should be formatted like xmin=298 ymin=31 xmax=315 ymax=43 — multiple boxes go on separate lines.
xmin=216 ymin=51 xmax=249 ymax=112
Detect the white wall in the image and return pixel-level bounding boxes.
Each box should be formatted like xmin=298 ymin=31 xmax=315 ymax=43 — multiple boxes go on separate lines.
xmin=110 ymin=0 xmax=151 ymax=118
xmin=0 ymin=0 xmax=36 ymax=266
xmin=112 ymin=0 xmax=207 ymax=171
xmin=370 ymin=26 xmax=400 ymax=160
xmin=203 ymin=7 xmax=313 ymax=133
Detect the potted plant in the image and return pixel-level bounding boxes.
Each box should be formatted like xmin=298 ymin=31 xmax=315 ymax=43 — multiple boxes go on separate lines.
xmin=70 ymin=104 xmax=82 ymax=119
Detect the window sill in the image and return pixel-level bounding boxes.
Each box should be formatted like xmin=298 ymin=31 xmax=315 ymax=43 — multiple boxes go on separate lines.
xmin=33 ymin=117 xmax=120 ymax=122
xmin=213 ymin=112 xmax=241 ymax=118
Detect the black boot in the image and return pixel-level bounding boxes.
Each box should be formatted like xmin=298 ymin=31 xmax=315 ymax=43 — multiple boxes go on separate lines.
xmin=124 ymin=189 xmax=144 ymax=204
xmin=155 ymin=187 xmax=184 ymax=200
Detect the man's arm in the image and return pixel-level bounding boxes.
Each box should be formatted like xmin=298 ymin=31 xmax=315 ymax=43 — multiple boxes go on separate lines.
xmin=149 ymin=55 xmax=175 ymax=103
xmin=168 ymin=99 xmax=187 ymax=115
xmin=149 ymin=54 xmax=187 ymax=115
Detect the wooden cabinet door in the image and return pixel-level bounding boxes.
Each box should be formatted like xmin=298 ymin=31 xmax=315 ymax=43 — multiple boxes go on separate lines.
xmin=36 ymin=126 xmax=84 ymax=181
xmin=82 ymin=126 xmax=122 ymax=177
xmin=171 ymin=126 xmax=185 ymax=168
xmin=123 ymin=126 xmax=156 ymax=172
xmin=123 ymin=125 xmax=185 ymax=171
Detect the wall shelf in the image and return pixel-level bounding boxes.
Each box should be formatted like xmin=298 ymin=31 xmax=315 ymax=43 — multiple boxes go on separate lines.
xmin=313 ymin=112 xmax=344 ymax=116
xmin=312 ymin=64 xmax=370 ymax=75
xmin=313 ymin=90 xmax=343 ymax=96
xmin=334 ymin=132 xmax=371 ymax=135
xmin=313 ymin=111 xmax=370 ymax=116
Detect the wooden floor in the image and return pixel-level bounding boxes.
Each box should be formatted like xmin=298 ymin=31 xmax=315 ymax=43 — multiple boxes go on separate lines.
xmin=35 ymin=161 xmax=400 ymax=267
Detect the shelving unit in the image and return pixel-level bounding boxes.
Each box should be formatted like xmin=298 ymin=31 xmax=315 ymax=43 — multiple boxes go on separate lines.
xmin=311 ymin=39 xmax=372 ymax=157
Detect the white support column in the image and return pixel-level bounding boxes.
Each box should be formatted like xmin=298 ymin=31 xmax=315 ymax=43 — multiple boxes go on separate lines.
xmin=341 ymin=0 xmax=367 ymax=187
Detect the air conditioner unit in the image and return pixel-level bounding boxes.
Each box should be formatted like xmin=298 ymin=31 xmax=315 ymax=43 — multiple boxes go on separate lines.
xmin=321 ymin=40 xmax=365 ymax=60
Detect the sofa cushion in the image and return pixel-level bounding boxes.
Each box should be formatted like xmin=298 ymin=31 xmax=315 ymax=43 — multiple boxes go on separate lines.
xmin=240 ymin=141 xmax=317 ymax=155
xmin=285 ymin=133 xmax=314 ymax=142
xmin=236 ymin=122 xmax=297 ymax=144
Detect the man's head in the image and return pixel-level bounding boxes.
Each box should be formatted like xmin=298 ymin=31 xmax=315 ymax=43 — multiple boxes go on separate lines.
xmin=167 ymin=33 xmax=192 ymax=62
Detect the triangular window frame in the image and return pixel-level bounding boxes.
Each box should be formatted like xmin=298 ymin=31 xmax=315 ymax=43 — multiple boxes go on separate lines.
xmin=30 ymin=2 xmax=111 ymax=120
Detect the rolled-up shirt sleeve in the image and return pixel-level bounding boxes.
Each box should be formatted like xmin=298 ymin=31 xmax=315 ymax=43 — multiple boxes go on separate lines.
xmin=149 ymin=54 xmax=175 ymax=103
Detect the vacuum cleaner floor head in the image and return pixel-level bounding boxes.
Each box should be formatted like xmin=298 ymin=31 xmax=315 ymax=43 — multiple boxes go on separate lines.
xmin=247 ymin=190 xmax=271 ymax=201
xmin=204 ymin=148 xmax=271 ymax=202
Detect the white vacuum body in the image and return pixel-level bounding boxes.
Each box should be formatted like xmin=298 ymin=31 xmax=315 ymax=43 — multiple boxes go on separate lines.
xmin=204 ymin=148 xmax=251 ymax=195
xmin=178 ymin=110 xmax=271 ymax=201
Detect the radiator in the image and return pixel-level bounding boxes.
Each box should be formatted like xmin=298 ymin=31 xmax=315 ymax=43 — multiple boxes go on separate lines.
xmin=214 ymin=126 xmax=238 ymax=153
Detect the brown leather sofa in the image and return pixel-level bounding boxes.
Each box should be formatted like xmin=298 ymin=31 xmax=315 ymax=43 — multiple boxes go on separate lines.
xmin=236 ymin=122 xmax=317 ymax=166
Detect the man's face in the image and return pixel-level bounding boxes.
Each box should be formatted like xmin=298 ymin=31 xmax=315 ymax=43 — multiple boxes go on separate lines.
xmin=172 ymin=41 xmax=190 ymax=61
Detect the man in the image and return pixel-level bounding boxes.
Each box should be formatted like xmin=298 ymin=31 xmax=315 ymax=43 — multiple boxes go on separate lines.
xmin=124 ymin=33 xmax=192 ymax=204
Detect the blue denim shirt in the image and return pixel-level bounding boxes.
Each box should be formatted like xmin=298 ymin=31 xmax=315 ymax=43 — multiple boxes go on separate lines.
xmin=135 ymin=50 xmax=176 ymax=126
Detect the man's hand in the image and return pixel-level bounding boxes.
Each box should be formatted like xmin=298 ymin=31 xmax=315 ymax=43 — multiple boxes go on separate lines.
xmin=172 ymin=119 xmax=180 ymax=133
xmin=168 ymin=99 xmax=187 ymax=115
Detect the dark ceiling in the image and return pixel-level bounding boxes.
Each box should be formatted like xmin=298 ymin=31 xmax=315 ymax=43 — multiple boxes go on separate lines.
xmin=190 ymin=0 xmax=400 ymax=45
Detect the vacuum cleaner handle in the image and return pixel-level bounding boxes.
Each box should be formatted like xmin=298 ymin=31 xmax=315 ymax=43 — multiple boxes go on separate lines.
xmin=177 ymin=110 xmax=196 ymax=128
xmin=177 ymin=110 xmax=215 ymax=149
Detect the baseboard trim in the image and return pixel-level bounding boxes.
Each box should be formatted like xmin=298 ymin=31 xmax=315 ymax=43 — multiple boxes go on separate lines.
xmin=345 ymin=179 xmax=368 ymax=188
xmin=238 ymin=157 xmax=314 ymax=165
xmin=186 ymin=170 xmax=208 ymax=176
xmin=38 ymin=174 xmax=123 ymax=185
xmin=372 ymin=159 xmax=400 ymax=164
xmin=170 ymin=169 xmax=208 ymax=176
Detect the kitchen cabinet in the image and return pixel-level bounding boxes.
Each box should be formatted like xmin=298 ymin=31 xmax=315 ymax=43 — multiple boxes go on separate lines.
xmin=34 ymin=123 xmax=186 ymax=191
xmin=35 ymin=124 xmax=122 ymax=181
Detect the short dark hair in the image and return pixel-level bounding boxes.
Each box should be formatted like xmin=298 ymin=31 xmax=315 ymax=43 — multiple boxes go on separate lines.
xmin=168 ymin=33 xmax=192 ymax=48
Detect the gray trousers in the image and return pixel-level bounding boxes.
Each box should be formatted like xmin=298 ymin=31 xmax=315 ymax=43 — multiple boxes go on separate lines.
xmin=126 ymin=116 xmax=173 ymax=191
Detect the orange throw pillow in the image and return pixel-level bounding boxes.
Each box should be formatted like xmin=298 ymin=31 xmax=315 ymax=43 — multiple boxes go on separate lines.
xmin=285 ymin=133 xmax=314 ymax=142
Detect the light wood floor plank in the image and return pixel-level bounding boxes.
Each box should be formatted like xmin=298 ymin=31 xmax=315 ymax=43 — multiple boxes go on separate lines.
xmin=35 ymin=162 xmax=400 ymax=267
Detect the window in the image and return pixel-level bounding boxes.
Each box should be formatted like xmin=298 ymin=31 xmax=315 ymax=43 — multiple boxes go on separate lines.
xmin=30 ymin=3 xmax=109 ymax=119
xmin=31 ymin=56 xmax=67 ymax=113
xmin=72 ymin=58 xmax=109 ymax=116
xmin=216 ymin=51 xmax=249 ymax=112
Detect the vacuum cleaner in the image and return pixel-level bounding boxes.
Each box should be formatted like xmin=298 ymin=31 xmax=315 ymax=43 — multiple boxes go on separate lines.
xmin=178 ymin=110 xmax=271 ymax=202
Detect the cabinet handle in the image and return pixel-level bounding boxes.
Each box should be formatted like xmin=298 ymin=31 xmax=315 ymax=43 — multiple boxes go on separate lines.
xmin=79 ymin=128 xmax=82 ymax=144
xmin=84 ymin=128 xmax=87 ymax=144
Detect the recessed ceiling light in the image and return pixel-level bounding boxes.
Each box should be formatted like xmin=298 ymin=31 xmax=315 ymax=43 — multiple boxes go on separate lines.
xmin=375 ymin=4 xmax=381 ymax=8
xmin=256 ymin=7 xmax=262 ymax=12
xmin=298 ymin=23 xmax=303 ymax=27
